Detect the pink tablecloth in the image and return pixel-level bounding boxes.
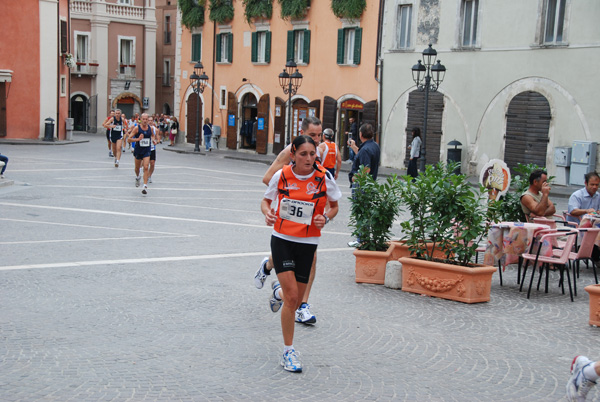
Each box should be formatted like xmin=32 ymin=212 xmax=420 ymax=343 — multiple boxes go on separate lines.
xmin=579 ymin=214 xmax=600 ymax=247
xmin=483 ymin=222 xmax=551 ymax=269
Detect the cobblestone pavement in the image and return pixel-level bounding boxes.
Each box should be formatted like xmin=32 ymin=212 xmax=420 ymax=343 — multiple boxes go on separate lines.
xmin=0 ymin=133 xmax=597 ymax=401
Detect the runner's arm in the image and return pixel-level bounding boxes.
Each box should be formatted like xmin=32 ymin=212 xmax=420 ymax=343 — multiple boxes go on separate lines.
xmin=262 ymin=146 xmax=291 ymax=185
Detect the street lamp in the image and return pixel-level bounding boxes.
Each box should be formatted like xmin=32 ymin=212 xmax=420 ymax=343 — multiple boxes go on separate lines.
xmin=411 ymin=44 xmax=446 ymax=172
xmin=278 ymin=60 xmax=303 ymax=146
xmin=189 ymin=61 xmax=209 ymax=152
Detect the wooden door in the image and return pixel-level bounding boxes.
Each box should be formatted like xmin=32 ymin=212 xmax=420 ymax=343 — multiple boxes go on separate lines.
xmin=405 ymin=90 xmax=444 ymax=167
xmin=273 ymin=97 xmax=286 ymax=154
xmin=0 ymin=83 xmax=7 ymax=137
xmin=504 ymin=91 xmax=551 ymax=171
xmin=363 ymin=100 xmax=378 ymax=142
xmin=186 ymin=93 xmax=202 ymax=144
xmin=226 ymin=91 xmax=237 ymax=149
xmin=256 ymin=94 xmax=269 ymax=154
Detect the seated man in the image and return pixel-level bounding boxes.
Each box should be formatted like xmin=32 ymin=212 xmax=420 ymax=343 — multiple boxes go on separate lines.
xmin=520 ymin=169 xmax=556 ymax=221
xmin=567 ymin=171 xmax=600 ymax=224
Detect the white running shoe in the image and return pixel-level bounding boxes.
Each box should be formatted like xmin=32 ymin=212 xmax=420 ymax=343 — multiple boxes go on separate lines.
xmin=295 ymin=303 xmax=316 ymax=324
xmin=148 ymin=177 xmax=153 ymax=184
xmin=269 ymin=281 xmax=283 ymax=313
xmin=280 ymin=349 xmax=302 ymax=373
xmin=567 ymin=356 xmax=596 ymax=401
xmin=142 ymin=185 xmax=148 ymax=195
xmin=254 ymin=257 xmax=270 ymax=289
xmin=347 ymin=240 xmax=360 ymax=248
xmin=115 ymin=160 xmax=119 ymax=167
xmin=135 ymin=177 xmax=141 ymax=187
xmin=109 ymin=151 xmax=113 ymax=157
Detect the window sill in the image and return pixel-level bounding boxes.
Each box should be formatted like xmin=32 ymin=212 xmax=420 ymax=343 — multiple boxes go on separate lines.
xmin=252 ymin=62 xmax=270 ymax=66
xmin=337 ymin=63 xmax=360 ymax=67
xmin=450 ymin=46 xmax=481 ymax=52
xmin=216 ymin=61 xmax=232 ymax=65
xmin=531 ymin=42 xmax=569 ymax=49
xmin=387 ymin=48 xmax=415 ymax=53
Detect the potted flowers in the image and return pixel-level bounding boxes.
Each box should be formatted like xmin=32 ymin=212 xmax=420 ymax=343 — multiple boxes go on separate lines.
xmin=398 ymin=162 xmax=496 ymax=303
xmin=348 ymin=166 xmax=402 ymax=284
xmin=64 ymin=53 xmax=76 ymax=69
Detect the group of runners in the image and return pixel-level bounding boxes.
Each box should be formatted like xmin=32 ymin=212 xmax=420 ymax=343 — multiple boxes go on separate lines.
xmin=102 ymin=110 xmax=159 ymax=195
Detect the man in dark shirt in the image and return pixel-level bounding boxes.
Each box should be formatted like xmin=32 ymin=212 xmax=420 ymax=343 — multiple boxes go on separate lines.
xmin=348 ymin=123 xmax=381 ymax=247
xmin=348 ymin=123 xmax=380 ymax=182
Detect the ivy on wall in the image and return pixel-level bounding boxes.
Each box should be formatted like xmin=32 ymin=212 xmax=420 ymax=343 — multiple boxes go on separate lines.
xmin=179 ymin=0 xmax=206 ymax=29
xmin=331 ymin=0 xmax=366 ymax=20
xmin=242 ymin=0 xmax=273 ymax=23
xmin=278 ymin=0 xmax=310 ymax=20
xmin=209 ymin=0 xmax=235 ymax=23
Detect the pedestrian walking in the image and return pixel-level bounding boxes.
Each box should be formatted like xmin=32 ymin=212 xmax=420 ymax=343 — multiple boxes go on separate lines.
xmin=260 ymin=135 xmax=341 ymax=373
xmin=203 ymin=118 xmax=213 ymax=151
xmin=407 ymin=127 xmax=421 ymax=179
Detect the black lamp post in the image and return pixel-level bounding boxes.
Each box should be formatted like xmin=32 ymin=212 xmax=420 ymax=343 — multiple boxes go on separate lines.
xmin=189 ymin=61 xmax=209 ymax=152
xmin=411 ymin=44 xmax=446 ymax=172
xmin=278 ymin=60 xmax=303 ymax=146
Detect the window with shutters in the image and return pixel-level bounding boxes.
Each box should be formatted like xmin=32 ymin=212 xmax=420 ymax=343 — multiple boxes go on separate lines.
xmin=60 ymin=19 xmax=68 ymax=54
xmin=460 ymin=0 xmax=479 ymax=48
xmin=163 ymin=59 xmax=171 ymax=86
xmin=337 ymin=27 xmax=362 ymax=65
xmin=251 ymin=31 xmax=271 ymax=64
xmin=395 ymin=4 xmax=412 ymax=49
xmin=164 ymin=15 xmax=172 ymax=45
xmin=286 ymin=29 xmax=310 ymax=65
xmin=191 ymin=33 xmax=202 ymax=62
xmin=541 ymin=0 xmax=568 ymax=45
xmin=216 ymin=33 xmax=233 ymax=64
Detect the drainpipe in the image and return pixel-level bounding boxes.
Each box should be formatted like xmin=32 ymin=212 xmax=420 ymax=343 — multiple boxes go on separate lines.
xmin=375 ymin=0 xmax=385 ymax=138
xmin=68 ymin=0 xmax=71 ymax=120
xmin=57 ymin=0 xmax=61 ymax=140
xmin=211 ymin=18 xmax=216 ymax=124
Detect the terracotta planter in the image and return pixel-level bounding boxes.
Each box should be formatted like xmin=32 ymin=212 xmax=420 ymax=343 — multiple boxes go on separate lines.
xmin=389 ymin=240 xmax=449 ymax=261
xmin=354 ymin=245 xmax=393 ymax=284
xmin=399 ymin=257 xmax=496 ymax=303
xmin=584 ymin=285 xmax=600 ymax=327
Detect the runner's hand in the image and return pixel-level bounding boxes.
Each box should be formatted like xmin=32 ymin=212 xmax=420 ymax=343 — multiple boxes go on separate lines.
xmin=265 ymin=208 xmax=277 ymax=226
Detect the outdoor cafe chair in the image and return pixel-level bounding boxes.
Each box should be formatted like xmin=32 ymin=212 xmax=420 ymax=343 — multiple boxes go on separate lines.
xmin=553 ymin=227 xmax=600 ymax=297
xmin=520 ymin=229 xmax=578 ymax=302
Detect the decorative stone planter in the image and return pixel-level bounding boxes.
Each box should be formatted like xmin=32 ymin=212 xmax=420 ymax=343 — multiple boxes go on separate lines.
xmin=399 ymin=257 xmax=496 ymax=304
xmin=584 ymin=284 xmax=600 ymax=327
xmin=354 ymin=245 xmax=393 ymax=284
xmin=389 ymin=240 xmax=449 ymax=262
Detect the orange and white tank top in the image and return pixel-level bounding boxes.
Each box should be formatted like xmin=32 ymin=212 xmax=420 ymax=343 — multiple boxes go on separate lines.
xmin=275 ymin=164 xmax=327 ymax=238
xmin=322 ymin=142 xmax=337 ymax=169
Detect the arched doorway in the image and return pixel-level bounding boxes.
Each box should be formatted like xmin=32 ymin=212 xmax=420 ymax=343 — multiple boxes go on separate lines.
xmin=504 ymin=91 xmax=551 ymax=171
xmin=186 ymin=93 xmax=202 ymax=144
xmin=240 ymin=93 xmax=258 ymax=149
xmin=116 ymin=97 xmax=135 ymax=119
xmin=70 ymin=94 xmax=88 ymax=131
xmin=405 ymin=90 xmax=445 ymax=167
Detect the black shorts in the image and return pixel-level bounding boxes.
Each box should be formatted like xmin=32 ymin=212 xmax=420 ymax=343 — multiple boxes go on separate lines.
xmin=270 ymin=236 xmax=317 ymax=284
xmin=150 ymin=149 xmax=156 ymax=161
xmin=134 ymin=148 xmax=151 ymax=160
xmin=110 ymin=131 xmax=123 ymax=143
xmin=106 ymin=130 xmax=110 ymax=141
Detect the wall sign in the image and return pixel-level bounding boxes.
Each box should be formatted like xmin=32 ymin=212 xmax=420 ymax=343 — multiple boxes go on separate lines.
xmin=340 ymin=99 xmax=363 ymax=110
xmin=228 ymin=114 xmax=235 ymax=127
xmin=257 ymin=117 xmax=264 ymax=130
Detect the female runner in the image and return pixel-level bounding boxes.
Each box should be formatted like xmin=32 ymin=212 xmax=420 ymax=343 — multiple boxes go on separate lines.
xmin=261 ymin=135 xmax=341 ymax=373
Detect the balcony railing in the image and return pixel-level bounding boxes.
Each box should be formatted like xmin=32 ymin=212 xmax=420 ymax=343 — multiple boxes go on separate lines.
xmin=118 ymin=65 xmax=136 ymax=78
xmin=71 ymin=60 xmax=98 ymax=76
xmin=71 ymin=1 xmax=146 ymax=21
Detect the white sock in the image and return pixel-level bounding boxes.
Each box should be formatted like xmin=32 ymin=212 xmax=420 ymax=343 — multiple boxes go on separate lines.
xmin=283 ymin=345 xmax=294 ymax=354
xmin=583 ymin=363 xmax=600 ymax=382
xmin=274 ymin=288 xmax=283 ymax=300
xmin=136 ymin=175 xmax=140 ymax=179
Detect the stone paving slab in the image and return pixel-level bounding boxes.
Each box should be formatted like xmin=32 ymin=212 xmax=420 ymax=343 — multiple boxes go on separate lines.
xmin=0 ymin=134 xmax=597 ymax=401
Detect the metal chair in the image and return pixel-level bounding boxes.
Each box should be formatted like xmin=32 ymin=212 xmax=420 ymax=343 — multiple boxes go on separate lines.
xmin=520 ymin=230 xmax=578 ymax=301
xmin=554 ymin=227 xmax=600 ymax=296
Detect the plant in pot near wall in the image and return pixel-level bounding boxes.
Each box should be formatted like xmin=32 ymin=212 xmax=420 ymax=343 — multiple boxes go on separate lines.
xmin=398 ymin=162 xmax=497 ymax=303
xmin=348 ymin=166 xmax=402 ymax=284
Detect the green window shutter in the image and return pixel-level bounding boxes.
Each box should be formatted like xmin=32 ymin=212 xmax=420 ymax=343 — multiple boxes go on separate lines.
xmin=251 ymin=32 xmax=257 ymax=63
xmin=192 ymin=34 xmax=201 ymax=61
xmin=216 ymin=33 xmax=222 ymax=63
xmin=303 ymin=29 xmax=310 ymax=64
xmin=227 ymin=33 xmax=233 ymax=62
xmin=353 ymin=28 xmax=362 ymax=65
xmin=337 ymin=29 xmax=345 ymax=65
xmin=286 ymin=30 xmax=294 ymax=62
xmin=265 ymin=31 xmax=271 ymax=63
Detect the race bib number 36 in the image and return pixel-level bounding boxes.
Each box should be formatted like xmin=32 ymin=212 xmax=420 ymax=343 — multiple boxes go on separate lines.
xmin=139 ymin=138 xmax=150 ymax=147
xmin=279 ymin=198 xmax=315 ymax=225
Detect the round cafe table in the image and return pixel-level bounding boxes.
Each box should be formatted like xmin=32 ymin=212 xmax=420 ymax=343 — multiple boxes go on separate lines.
xmin=579 ymin=213 xmax=600 ymax=247
xmin=483 ymin=222 xmax=551 ymax=269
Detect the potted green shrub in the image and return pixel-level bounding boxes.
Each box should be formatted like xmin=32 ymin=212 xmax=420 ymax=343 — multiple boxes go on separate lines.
xmin=348 ymin=166 xmax=402 ymax=284
xmin=398 ymin=162 xmax=497 ymax=303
